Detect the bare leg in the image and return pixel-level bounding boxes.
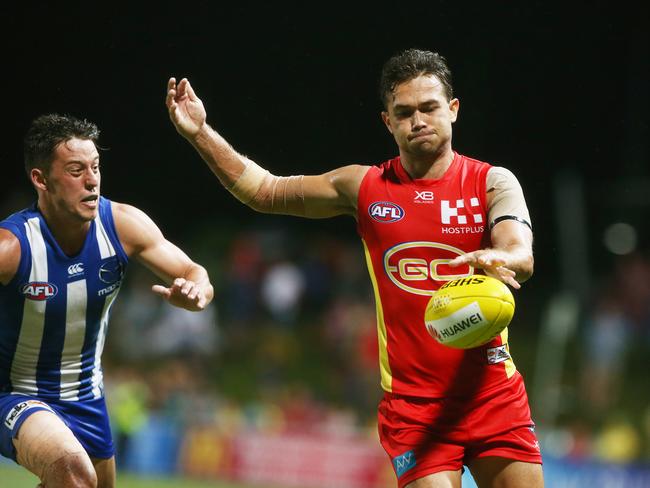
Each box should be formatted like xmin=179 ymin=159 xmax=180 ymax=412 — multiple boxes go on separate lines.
xmin=91 ymin=456 xmax=116 ymax=488
xmin=13 ymin=411 xmax=97 ymax=488
xmin=468 ymin=457 xmax=543 ymax=488
xmin=405 ymin=469 xmax=462 ymax=488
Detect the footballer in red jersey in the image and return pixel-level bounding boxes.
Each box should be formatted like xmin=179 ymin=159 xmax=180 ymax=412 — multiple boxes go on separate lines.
xmin=168 ymin=48 xmax=543 ymax=488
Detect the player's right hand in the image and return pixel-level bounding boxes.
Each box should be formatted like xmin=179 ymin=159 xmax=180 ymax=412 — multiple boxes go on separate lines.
xmin=166 ymin=77 xmax=207 ymax=139
xmin=448 ymin=249 xmax=521 ymax=289
xmin=152 ymin=277 xmax=210 ymax=311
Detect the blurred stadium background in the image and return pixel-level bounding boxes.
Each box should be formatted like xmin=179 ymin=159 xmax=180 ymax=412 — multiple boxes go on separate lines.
xmin=2 ymin=3 xmax=649 ymax=487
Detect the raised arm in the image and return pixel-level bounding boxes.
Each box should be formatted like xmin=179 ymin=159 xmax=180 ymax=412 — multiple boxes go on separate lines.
xmin=0 ymin=229 xmax=20 ymax=286
xmin=448 ymin=166 xmax=534 ymax=289
xmin=112 ymin=202 xmax=214 ymax=311
xmin=166 ymin=77 xmax=368 ymax=219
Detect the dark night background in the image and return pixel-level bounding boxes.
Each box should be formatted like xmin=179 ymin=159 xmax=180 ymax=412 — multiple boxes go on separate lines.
xmin=0 ymin=2 xmax=646 ymax=339
xmin=1 ymin=1 xmax=650 ymax=483
xmin=3 ymin=3 xmax=647 ymax=286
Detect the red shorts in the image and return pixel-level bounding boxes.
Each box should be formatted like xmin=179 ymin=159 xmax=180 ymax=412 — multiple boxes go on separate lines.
xmin=378 ymin=372 xmax=542 ymax=487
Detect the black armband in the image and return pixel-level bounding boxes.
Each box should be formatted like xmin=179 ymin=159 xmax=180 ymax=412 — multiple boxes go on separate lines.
xmin=489 ymin=215 xmax=532 ymax=231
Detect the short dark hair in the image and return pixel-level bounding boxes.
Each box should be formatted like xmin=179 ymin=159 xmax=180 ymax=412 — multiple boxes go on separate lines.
xmin=379 ymin=48 xmax=453 ymax=109
xmin=24 ymin=113 xmax=100 ymax=175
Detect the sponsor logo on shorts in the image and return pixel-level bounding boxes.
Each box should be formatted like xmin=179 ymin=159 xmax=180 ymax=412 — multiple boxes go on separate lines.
xmin=21 ymin=282 xmax=58 ymax=301
xmin=4 ymin=400 xmax=53 ymax=429
xmin=393 ymin=449 xmax=416 ymax=477
xmin=369 ymin=201 xmax=405 ymax=223
xmin=487 ymin=344 xmax=511 ymax=364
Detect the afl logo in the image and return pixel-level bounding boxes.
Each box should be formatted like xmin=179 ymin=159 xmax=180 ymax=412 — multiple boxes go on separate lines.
xmin=369 ymin=201 xmax=405 ymax=223
xmin=21 ymin=282 xmax=58 ymax=301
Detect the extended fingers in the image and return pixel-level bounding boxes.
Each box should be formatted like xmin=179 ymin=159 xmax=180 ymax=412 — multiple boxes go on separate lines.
xmin=448 ymin=253 xmax=472 ymax=267
xmin=449 ymin=251 xmax=505 ymax=269
xmin=495 ymin=267 xmax=521 ymax=289
xmin=172 ymin=279 xmax=206 ymax=304
xmin=182 ymin=78 xmax=197 ymax=100
xmin=166 ymin=81 xmax=177 ymax=109
xmin=477 ymin=255 xmax=506 ymax=268
xmin=151 ymin=284 xmax=171 ymax=298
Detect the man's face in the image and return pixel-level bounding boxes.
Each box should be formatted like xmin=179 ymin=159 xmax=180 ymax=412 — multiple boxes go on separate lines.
xmin=382 ymin=74 xmax=459 ymax=158
xmin=35 ymin=137 xmax=101 ymax=223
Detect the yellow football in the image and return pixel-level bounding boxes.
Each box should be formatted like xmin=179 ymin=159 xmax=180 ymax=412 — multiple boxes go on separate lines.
xmin=424 ymin=275 xmax=515 ymax=349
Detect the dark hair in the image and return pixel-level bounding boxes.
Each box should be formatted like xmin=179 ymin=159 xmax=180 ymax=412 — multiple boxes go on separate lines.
xmin=24 ymin=113 xmax=100 ymax=175
xmin=379 ymin=48 xmax=453 ymax=109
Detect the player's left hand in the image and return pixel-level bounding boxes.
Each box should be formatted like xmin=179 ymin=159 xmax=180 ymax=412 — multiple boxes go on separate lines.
xmin=448 ymin=250 xmax=521 ymax=289
xmin=152 ymin=277 xmax=210 ymax=311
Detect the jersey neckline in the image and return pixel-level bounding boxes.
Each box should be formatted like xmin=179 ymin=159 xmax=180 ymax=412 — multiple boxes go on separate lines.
xmin=393 ymin=151 xmax=461 ymax=187
xmin=31 ymin=201 xmax=98 ymax=260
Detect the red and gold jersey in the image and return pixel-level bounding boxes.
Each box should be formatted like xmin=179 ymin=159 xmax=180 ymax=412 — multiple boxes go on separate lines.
xmin=357 ymin=152 xmax=518 ymax=398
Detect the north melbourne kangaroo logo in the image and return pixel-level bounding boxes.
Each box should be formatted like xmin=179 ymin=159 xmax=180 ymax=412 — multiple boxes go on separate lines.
xmin=98 ymin=258 xmax=123 ymax=284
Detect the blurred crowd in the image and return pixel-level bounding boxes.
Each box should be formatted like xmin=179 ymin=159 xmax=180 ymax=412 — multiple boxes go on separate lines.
xmin=103 ymin=223 xmax=383 ymax=465
xmin=2 ymin=188 xmax=649 ymax=473
xmin=541 ymin=251 xmax=650 ymax=464
xmin=100 ymin=220 xmax=650 ymax=470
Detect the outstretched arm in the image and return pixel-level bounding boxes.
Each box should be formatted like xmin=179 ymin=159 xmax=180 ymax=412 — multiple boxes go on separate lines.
xmin=113 ymin=202 xmax=214 ymax=311
xmin=0 ymin=229 xmax=20 ymax=286
xmin=166 ymin=77 xmax=367 ymax=219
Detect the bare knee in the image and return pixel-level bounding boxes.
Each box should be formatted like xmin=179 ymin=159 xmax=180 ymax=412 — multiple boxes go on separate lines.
xmin=42 ymin=451 xmax=98 ymax=488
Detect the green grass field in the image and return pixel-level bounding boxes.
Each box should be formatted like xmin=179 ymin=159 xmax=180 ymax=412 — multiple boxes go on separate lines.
xmin=0 ymin=463 xmax=291 ymax=488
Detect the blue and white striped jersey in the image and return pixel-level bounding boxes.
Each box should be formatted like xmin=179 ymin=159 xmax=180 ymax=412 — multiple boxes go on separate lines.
xmin=0 ymin=197 xmax=128 ymax=401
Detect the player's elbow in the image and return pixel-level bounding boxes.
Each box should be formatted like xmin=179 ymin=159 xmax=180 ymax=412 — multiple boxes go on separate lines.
xmin=247 ymin=197 xmax=274 ymax=214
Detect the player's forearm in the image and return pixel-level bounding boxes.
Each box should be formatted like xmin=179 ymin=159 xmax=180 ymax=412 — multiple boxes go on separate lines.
xmin=189 ymin=123 xmax=248 ymax=189
xmin=493 ymin=244 xmax=534 ymax=283
xmin=188 ymin=124 xmax=309 ymax=216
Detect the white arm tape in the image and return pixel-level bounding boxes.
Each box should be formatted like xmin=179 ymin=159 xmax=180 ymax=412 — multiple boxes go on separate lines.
xmin=487 ymin=166 xmax=532 ymax=229
xmin=229 ymin=158 xmax=269 ymax=204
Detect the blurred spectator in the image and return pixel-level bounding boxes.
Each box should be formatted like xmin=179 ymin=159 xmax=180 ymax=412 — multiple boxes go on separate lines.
xmin=147 ymin=300 xmax=218 ymax=357
xmin=260 ymin=259 xmax=305 ymax=326
xmin=104 ymin=366 xmax=151 ymax=469
xmin=580 ymin=290 xmax=630 ymax=418
xmin=221 ymin=232 xmax=263 ymax=325
xmin=594 ymin=417 xmax=642 ymax=464
xmin=108 ymin=265 xmax=162 ymax=360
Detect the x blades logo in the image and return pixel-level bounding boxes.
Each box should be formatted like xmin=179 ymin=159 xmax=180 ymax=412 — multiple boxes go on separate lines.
xmin=414 ymin=190 xmax=434 ymax=203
